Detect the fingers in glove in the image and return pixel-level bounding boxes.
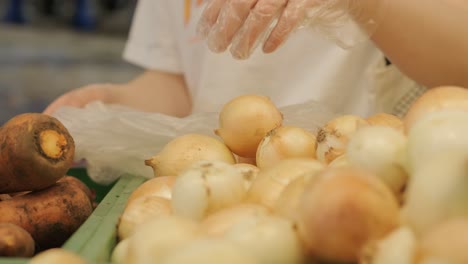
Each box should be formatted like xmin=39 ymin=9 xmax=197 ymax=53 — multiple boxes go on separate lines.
xmin=206 ymin=0 xmax=259 ymax=53
xmin=263 ymin=0 xmax=308 ymax=53
xmin=197 ymin=0 xmax=227 ymax=38
xmin=230 ymin=0 xmax=287 ymax=59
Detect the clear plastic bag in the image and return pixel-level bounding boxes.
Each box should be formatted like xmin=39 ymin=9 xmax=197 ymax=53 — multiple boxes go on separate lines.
xmin=53 ymin=100 xmax=338 ymax=185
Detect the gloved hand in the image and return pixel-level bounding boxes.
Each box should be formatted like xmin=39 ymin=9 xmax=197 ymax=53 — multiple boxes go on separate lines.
xmin=43 ymin=84 xmax=118 ymax=115
xmin=197 ymin=0 xmax=384 ymax=60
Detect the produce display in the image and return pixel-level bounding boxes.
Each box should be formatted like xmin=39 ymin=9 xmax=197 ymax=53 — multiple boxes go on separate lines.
xmin=111 ymin=86 xmax=468 ymax=264
xmin=0 ymin=113 xmax=95 ymax=258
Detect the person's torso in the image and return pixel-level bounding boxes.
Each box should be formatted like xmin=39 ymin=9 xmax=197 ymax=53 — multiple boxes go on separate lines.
xmin=165 ymin=1 xmax=400 ymax=117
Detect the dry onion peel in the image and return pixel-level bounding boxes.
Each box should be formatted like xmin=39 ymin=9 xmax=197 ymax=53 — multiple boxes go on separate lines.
xmin=256 ymin=125 xmax=317 ymax=170
xmin=246 ymin=158 xmax=325 ymax=209
xmin=316 ymin=115 xmax=369 ymax=164
xmin=171 ymin=160 xmax=246 ymax=221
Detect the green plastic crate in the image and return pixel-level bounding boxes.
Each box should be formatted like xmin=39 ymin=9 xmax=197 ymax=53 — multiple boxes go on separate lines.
xmin=0 ymin=169 xmax=146 ymax=264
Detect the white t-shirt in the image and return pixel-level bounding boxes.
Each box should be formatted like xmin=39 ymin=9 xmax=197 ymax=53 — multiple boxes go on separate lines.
xmin=123 ymin=0 xmax=424 ymax=117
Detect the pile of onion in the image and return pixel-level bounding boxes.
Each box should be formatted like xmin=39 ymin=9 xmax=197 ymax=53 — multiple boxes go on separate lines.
xmin=114 ymin=88 xmax=468 ymax=263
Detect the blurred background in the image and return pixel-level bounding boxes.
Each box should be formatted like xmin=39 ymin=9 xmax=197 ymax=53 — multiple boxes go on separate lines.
xmin=0 ymin=0 xmax=141 ymax=124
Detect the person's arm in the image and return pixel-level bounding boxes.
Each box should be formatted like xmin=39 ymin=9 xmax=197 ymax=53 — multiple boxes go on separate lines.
xmin=43 ymin=70 xmax=192 ymax=118
xmin=358 ymin=0 xmax=468 ymax=88
xmin=115 ymin=70 xmax=192 ymax=117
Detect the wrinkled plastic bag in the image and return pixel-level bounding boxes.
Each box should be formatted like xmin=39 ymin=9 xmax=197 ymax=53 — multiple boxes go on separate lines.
xmin=53 ymin=100 xmax=339 ymax=185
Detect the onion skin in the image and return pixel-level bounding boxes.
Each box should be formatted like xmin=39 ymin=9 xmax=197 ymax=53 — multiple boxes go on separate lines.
xmin=406 ymin=110 xmax=468 ymax=174
xmin=236 ymin=156 xmax=257 ymax=165
xmin=346 ymin=126 xmax=409 ymax=199
xmin=417 ymin=218 xmax=468 ymax=264
xmin=403 ymin=86 xmax=468 ymax=133
xmin=223 ymin=214 xmax=304 ymax=264
xmin=171 ymin=160 xmax=246 ymax=221
xmin=125 ymin=215 xmax=199 ymax=264
xmin=298 ymin=166 xmax=400 ymax=263
xmin=29 ymin=248 xmax=88 ymax=264
xmin=367 ymin=113 xmax=404 ymax=132
xmin=126 ymin=176 xmax=176 ymax=206
xmin=144 ymin=134 xmax=236 ymax=177
xmin=360 ymin=226 xmax=417 ymax=264
xmin=161 ymin=238 xmax=259 ymax=264
xmin=274 ymin=172 xmax=320 ymax=224
xmin=315 ymin=115 xmax=369 ymax=164
xmin=233 ymin=163 xmax=260 ymax=190
xmin=215 ymin=95 xmax=283 ymax=158
xmin=246 ymin=158 xmax=325 ymax=209
xmin=327 ymin=154 xmax=350 ymax=168
xmin=111 ymin=239 xmax=130 ymax=264
xmin=118 ymin=196 xmax=172 ymax=240
xmin=199 ymin=203 xmax=271 ymax=237
xmin=256 ymin=125 xmax=317 ymax=170
xmin=400 ymin=151 xmax=468 ymax=236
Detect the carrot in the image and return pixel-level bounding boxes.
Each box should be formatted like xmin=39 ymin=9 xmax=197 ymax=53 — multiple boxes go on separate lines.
xmin=0 ymin=179 xmax=93 ymax=250
xmin=0 ymin=113 xmax=75 ymax=193
xmin=58 ymin=176 xmax=95 ymax=202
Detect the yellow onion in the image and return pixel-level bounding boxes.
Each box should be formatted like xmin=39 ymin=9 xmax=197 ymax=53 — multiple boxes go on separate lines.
xmin=246 ymin=158 xmax=324 ymax=209
xmin=315 ymin=115 xmax=369 ymax=164
xmin=297 ymin=166 xmax=400 ymax=263
xmin=145 ymin=134 xmax=236 ymax=177
xmin=171 ymin=160 xmax=246 ymax=221
xmin=327 ymin=154 xmax=350 ymax=168
xmin=161 ymin=238 xmax=258 ymax=264
xmin=274 ymin=172 xmax=321 ymax=223
xmin=236 ymin=155 xmax=257 ymax=165
xmin=418 ymin=218 xmax=468 ymax=264
xmin=404 ymin=86 xmax=468 ymax=133
xmin=406 ymin=109 xmax=468 ymax=173
xmin=125 ymin=215 xmax=199 ymax=264
xmin=233 ymin=163 xmax=260 ymax=190
xmin=215 ymin=95 xmax=283 ymax=158
xmin=126 ymin=176 xmax=176 ymax=206
xmin=223 ymin=214 xmax=304 ymax=264
xmin=256 ymin=125 xmax=317 ymax=169
xmin=346 ymin=126 xmax=409 ymax=198
xmin=29 ymin=249 xmax=88 ymax=264
xmin=360 ymin=226 xmax=417 ymax=264
xmin=401 ymin=151 xmax=468 ymax=236
xmin=111 ymin=239 xmax=130 ymax=264
xmin=367 ymin=113 xmax=404 ymax=132
xmin=199 ymin=203 xmax=271 ymax=237
xmin=118 ymin=196 xmax=172 ymax=240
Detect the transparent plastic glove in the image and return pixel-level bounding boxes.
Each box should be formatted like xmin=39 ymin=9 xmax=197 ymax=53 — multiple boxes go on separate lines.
xmin=198 ymin=0 xmax=386 ymax=60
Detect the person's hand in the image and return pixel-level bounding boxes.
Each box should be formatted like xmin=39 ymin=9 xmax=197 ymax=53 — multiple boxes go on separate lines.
xmin=197 ymin=0 xmax=380 ymax=59
xmin=197 ymin=0 xmax=332 ymax=59
xmin=43 ymin=83 xmax=118 ymax=115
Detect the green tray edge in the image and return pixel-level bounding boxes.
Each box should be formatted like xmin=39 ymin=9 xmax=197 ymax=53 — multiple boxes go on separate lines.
xmin=75 ymin=174 xmax=146 ymax=263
